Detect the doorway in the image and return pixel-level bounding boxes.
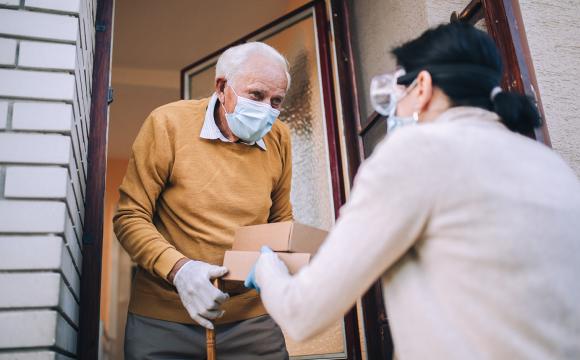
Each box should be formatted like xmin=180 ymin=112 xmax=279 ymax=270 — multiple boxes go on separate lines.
xmin=97 ymin=1 xmax=365 ymax=359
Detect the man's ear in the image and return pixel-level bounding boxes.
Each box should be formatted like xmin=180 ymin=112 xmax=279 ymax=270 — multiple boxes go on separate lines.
xmin=215 ymin=78 xmax=227 ymax=102
xmin=415 ymin=70 xmax=433 ymax=113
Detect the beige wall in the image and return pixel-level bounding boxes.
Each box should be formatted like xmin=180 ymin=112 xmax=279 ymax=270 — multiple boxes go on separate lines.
xmin=350 ymin=0 xmax=429 ymax=119
xmin=350 ymin=0 xmax=580 ymax=175
xmin=519 ymin=0 xmax=580 ymax=176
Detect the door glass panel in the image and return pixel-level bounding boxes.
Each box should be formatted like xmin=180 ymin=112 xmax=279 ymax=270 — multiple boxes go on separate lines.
xmin=183 ymin=7 xmax=346 ymax=359
xmin=362 ymin=118 xmax=387 ymax=158
xmin=188 ymin=64 xmax=215 ymax=100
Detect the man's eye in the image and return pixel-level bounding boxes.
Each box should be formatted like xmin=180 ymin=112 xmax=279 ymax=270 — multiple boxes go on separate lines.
xmin=251 ymin=92 xmax=263 ymax=100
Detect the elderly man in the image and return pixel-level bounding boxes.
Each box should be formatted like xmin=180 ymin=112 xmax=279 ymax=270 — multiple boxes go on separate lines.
xmin=114 ymin=42 xmax=293 ymax=359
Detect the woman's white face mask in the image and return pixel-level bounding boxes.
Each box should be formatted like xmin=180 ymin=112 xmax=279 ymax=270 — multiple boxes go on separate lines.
xmin=370 ymin=69 xmax=419 ymax=133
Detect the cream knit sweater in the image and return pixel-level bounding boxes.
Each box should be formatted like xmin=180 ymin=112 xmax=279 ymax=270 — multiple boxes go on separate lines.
xmin=256 ymin=107 xmax=580 ymax=359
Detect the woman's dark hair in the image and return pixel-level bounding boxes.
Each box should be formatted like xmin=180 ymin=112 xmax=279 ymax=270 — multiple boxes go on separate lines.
xmin=392 ymin=22 xmax=541 ymax=135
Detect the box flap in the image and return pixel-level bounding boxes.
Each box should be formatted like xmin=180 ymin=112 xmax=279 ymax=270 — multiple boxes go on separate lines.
xmin=288 ymin=222 xmax=328 ymax=255
xmin=232 ymin=221 xmax=293 ymax=252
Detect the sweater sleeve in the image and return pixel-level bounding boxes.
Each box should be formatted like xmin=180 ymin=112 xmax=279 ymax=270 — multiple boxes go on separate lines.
xmin=268 ymin=123 xmax=293 ymax=222
xmin=113 ymin=110 xmax=185 ymax=283
xmin=255 ymin=128 xmax=439 ymax=341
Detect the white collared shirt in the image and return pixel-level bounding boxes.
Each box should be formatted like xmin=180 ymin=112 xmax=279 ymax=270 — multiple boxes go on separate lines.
xmin=200 ymin=93 xmax=267 ymax=150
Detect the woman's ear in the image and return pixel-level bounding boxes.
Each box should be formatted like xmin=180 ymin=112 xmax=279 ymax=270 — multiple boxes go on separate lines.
xmin=415 ymin=70 xmax=433 ymax=113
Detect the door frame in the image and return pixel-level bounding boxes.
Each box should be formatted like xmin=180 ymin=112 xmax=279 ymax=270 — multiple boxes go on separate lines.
xmin=78 ymin=0 xmax=115 ymax=358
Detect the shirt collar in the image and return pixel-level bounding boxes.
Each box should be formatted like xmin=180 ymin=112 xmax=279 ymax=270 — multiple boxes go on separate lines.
xmin=200 ymin=93 xmax=267 ymax=150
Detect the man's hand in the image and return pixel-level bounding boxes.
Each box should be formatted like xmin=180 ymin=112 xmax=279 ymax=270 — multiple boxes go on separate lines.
xmin=172 ymin=260 xmax=229 ymax=329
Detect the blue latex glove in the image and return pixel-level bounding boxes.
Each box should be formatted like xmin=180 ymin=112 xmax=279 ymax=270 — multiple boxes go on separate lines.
xmin=244 ymin=246 xmax=274 ymax=293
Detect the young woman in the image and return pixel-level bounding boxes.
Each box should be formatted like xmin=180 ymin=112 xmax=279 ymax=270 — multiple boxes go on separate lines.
xmin=245 ymin=23 xmax=580 ymax=359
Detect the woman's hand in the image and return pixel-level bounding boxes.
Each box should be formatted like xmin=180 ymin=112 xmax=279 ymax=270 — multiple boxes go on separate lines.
xmin=244 ymin=246 xmax=277 ymax=292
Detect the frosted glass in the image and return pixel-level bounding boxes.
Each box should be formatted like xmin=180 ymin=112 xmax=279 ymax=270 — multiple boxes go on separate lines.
xmin=265 ymin=16 xmax=335 ymax=233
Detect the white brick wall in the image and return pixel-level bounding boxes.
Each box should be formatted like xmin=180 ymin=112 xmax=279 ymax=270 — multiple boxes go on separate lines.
xmin=0 ymin=0 xmax=97 ymax=357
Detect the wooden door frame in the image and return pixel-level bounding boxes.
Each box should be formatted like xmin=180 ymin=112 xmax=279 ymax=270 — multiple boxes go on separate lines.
xmin=328 ymin=1 xmax=394 ymax=358
xmin=78 ymin=0 xmax=114 ymax=358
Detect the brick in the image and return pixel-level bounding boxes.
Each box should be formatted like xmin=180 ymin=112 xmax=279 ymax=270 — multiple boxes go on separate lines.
xmin=0 ymin=273 xmax=60 ymax=308
xmin=64 ymin=213 xmax=82 ymax=272
xmin=18 ymin=41 xmax=77 ymax=71
xmin=59 ymin=278 xmax=79 ymax=325
xmin=0 ymin=133 xmax=71 ymax=165
xmin=0 ymin=9 xmax=78 ymax=42
xmin=0 ymin=0 xmax=19 ymax=6
xmin=0 ymin=101 xmax=7 ymax=129
xmin=0 ymin=236 xmax=62 ymax=269
xmin=5 ymin=166 xmax=68 ymax=198
xmin=25 ymin=0 xmax=81 ymax=14
xmin=12 ymin=102 xmax=73 ymax=133
xmin=0 ymin=310 xmax=77 ymax=354
xmin=0 ymin=69 xmax=75 ymax=101
xmin=0 ymin=351 xmax=74 ymax=360
xmin=0 ymin=38 xmax=17 ymax=66
xmin=0 ymin=200 xmax=66 ymax=233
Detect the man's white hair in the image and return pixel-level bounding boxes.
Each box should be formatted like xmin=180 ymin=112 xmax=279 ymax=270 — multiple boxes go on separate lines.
xmin=215 ymin=42 xmax=291 ymax=91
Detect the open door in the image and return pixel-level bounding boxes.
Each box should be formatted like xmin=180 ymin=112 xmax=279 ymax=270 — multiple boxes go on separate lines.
xmin=182 ymin=1 xmax=361 ymax=359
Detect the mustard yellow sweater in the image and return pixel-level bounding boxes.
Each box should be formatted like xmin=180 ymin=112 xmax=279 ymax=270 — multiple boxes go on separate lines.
xmin=113 ymin=97 xmax=293 ymax=324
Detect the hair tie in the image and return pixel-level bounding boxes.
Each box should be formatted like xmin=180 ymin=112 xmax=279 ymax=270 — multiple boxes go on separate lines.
xmin=490 ymin=86 xmax=502 ymax=101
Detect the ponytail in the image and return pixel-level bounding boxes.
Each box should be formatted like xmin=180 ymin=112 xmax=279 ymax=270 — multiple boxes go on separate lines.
xmin=492 ymin=91 xmax=541 ymax=135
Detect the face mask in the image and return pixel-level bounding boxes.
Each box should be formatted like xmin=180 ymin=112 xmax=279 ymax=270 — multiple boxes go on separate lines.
xmin=370 ymin=70 xmax=419 ymax=134
xmin=222 ymin=86 xmax=280 ymax=143
xmin=387 ymin=96 xmax=419 ymax=133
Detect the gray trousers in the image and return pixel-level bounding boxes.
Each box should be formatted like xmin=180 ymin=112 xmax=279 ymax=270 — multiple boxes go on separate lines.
xmin=125 ymin=313 xmax=289 ymax=360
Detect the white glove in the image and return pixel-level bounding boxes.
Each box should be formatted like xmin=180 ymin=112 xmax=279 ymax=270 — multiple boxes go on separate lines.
xmin=173 ymin=260 xmax=229 ymax=329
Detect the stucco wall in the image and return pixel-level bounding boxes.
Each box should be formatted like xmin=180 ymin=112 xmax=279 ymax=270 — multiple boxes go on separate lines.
xmin=350 ymin=0 xmax=580 ymax=177
xmin=349 ymin=0 xmax=429 ymax=119
xmin=519 ymin=0 xmax=580 ymax=176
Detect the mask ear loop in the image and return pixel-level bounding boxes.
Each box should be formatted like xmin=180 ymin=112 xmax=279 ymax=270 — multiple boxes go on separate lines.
xmin=396 ymin=75 xmax=420 ymax=122
xmin=221 ymin=84 xmax=238 ymax=115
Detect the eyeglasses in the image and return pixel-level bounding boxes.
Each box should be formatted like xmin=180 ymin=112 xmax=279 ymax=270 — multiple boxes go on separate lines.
xmin=370 ymin=69 xmax=417 ymax=116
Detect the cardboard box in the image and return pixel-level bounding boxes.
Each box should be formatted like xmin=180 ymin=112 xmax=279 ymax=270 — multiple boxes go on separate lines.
xmin=232 ymin=221 xmax=328 ymax=255
xmin=222 ymin=250 xmax=311 ymax=281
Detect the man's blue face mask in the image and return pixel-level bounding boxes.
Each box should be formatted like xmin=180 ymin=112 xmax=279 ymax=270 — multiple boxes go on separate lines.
xmin=222 ymin=86 xmax=280 ymax=143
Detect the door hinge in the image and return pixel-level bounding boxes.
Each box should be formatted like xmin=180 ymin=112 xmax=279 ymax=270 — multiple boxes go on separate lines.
xmin=107 ymin=87 xmax=114 ymax=105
